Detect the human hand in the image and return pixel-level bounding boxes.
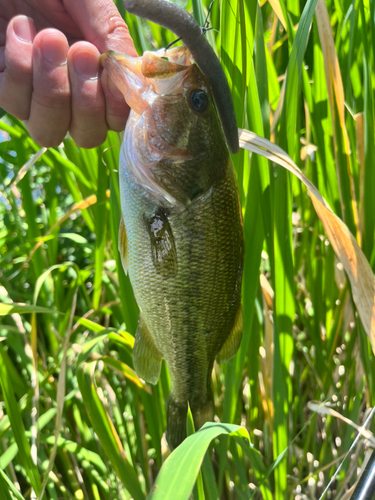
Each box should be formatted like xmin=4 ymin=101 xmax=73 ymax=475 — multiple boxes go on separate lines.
xmin=0 ymin=0 xmax=137 ymax=148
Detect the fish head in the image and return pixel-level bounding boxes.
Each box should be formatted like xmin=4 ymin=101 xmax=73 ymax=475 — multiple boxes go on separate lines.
xmin=101 ymin=46 xmax=229 ymax=206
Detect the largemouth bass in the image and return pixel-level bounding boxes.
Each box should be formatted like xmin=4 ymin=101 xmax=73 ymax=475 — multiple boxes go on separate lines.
xmin=101 ymin=46 xmax=244 ymax=449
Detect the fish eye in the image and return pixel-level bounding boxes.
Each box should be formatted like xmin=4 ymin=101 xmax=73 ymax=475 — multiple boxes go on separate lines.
xmin=189 ymin=89 xmax=209 ymax=113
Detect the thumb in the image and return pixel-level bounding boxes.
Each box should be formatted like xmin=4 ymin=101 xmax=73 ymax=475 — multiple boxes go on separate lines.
xmin=64 ymin=0 xmax=137 ymax=56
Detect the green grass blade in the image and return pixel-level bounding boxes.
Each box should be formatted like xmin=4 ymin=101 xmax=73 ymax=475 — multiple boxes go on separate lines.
xmin=201 ymin=451 xmax=219 ymax=500
xmin=273 ymin=0 xmax=319 ymax=496
xmin=0 ymin=344 xmax=41 ymax=495
xmin=147 ymin=423 xmax=249 ymax=500
xmin=76 ymin=333 xmax=145 ymax=500
xmin=92 ymin=153 xmax=109 ymax=309
xmin=0 ymin=469 xmax=26 ymax=500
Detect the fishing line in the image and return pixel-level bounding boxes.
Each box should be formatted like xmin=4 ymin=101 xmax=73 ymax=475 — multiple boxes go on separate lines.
xmin=164 ymin=37 xmax=182 ymax=50
xmin=101 ymin=143 xmax=121 ymax=172
xmin=318 ymin=405 xmax=375 ymax=500
xmin=165 ymin=28 xmax=218 ymax=51
xmin=202 ymin=0 xmax=216 ymax=33
xmin=165 ymin=0 xmax=217 ymax=51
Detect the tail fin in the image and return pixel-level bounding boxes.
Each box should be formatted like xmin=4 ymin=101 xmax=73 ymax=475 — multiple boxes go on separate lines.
xmin=166 ymin=396 xmax=215 ymax=450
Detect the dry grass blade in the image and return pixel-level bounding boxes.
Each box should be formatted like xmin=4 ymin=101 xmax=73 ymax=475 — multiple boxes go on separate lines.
xmin=315 ymin=0 xmax=358 ymax=233
xmin=267 ymin=0 xmax=287 ymax=30
xmin=315 ymin=0 xmax=346 ymax=136
xmin=259 ymin=274 xmax=274 ymax=427
xmin=239 ymin=128 xmax=375 ymax=353
xmin=307 ymin=402 xmax=375 ymax=446
xmin=317 ymin=406 xmax=375 ymax=500
xmin=9 ymin=147 xmax=47 ymax=188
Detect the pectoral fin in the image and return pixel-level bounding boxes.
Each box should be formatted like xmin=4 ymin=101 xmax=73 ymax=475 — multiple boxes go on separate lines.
xmin=118 ymin=216 xmax=128 ymax=275
xmin=145 ymin=208 xmax=177 ymax=275
xmin=216 ymin=305 xmax=243 ymax=364
xmin=133 ymin=315 xmax=162 ymax=385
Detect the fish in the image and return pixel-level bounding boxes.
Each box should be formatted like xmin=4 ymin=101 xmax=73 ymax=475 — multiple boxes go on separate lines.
xmin=100 ymin=45 xmax=244 ymax=450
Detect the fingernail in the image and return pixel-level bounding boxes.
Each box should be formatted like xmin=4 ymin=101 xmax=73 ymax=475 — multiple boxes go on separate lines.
xmin=41 ymin=34 xmax=67 ymax=65
xmin=73 ymin=50 xmax=99 ymax=80
xmin=13 ymin=16 xmax=35 ymax=44
xmin=107 ymin=75 xmax=124 ymax=99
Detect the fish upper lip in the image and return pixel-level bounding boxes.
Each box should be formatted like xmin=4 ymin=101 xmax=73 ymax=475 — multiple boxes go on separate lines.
xmin=100 ymin=51 xmax=143 ymax=78
xmin=100 ymin=51 xmax=145 ymax=90
xmin=100 ymin=50 xmax=150 ymax=115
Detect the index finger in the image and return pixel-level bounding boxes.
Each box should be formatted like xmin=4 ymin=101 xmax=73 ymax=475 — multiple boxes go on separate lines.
xmin=30 ymin=0 xmax=137 ymax=55
xmin=64 ymin=0 xmax=137 ymax=56
xmin=64 ymin=0 xmax=137 ymax=132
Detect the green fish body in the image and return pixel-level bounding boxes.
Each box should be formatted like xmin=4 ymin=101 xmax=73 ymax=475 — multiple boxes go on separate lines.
xmin=101 ymin=47 xmax=244 ymax=449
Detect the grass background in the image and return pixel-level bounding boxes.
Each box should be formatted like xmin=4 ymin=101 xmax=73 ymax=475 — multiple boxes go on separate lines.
xmin=1 ymin=0 xmax=375 ymax=498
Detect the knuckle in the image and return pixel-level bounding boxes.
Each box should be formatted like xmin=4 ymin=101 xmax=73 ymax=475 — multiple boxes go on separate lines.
xmin=4 ymin=64 xmax=33 ymax=85
xmin=73 ymin=100 xmax=104 ymax=115
xmin=32 ymin=91 xmax=71 ymax=111
xmin=106 ymin=21 xmax=131 ymax=40
xmin=0 ymin=96 xmax=28 ymax=120
xmin=91 ymin=8 xmax=135 ymax=54
xmin=0 ymin=79 xmax=31 ymax=120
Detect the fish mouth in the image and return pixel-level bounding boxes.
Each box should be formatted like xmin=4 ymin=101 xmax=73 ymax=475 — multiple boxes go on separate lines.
xmin=100 ymin=51 xmax=147 ymax=115
xmin=100 ymin=47 xmax=192 ymax=114
xmin=100 ymin=49 xmax=193 ymax=161
xmin=100 ymin=48 xmax=195 ymax=207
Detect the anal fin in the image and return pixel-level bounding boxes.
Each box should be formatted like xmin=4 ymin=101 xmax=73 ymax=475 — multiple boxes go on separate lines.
xmin=118 ymin=216 xmax=128 ymax=275
xmin=216 ymin=305 xmax=243 ymax=364
xmin=133 ymin=315 xmax=162 ymax=385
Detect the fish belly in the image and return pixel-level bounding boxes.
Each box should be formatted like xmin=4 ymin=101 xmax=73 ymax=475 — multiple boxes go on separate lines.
xmin=119 ymin=149 xmax=243 ymax=447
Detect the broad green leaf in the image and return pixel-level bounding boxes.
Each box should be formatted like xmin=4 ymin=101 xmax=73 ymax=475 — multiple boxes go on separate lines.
xmin=148 ymin=423 xmax=250 ymax=500
xmin=184 ymin=406 xmax=205 ymax=500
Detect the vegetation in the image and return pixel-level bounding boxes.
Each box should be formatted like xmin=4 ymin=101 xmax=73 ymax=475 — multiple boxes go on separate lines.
xmin=1 ymin=0 xmax=375 ymax=498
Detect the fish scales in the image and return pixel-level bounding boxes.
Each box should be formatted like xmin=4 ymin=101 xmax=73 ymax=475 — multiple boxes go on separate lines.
xmin=101 ymin=46 xmax=244 ymax=449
